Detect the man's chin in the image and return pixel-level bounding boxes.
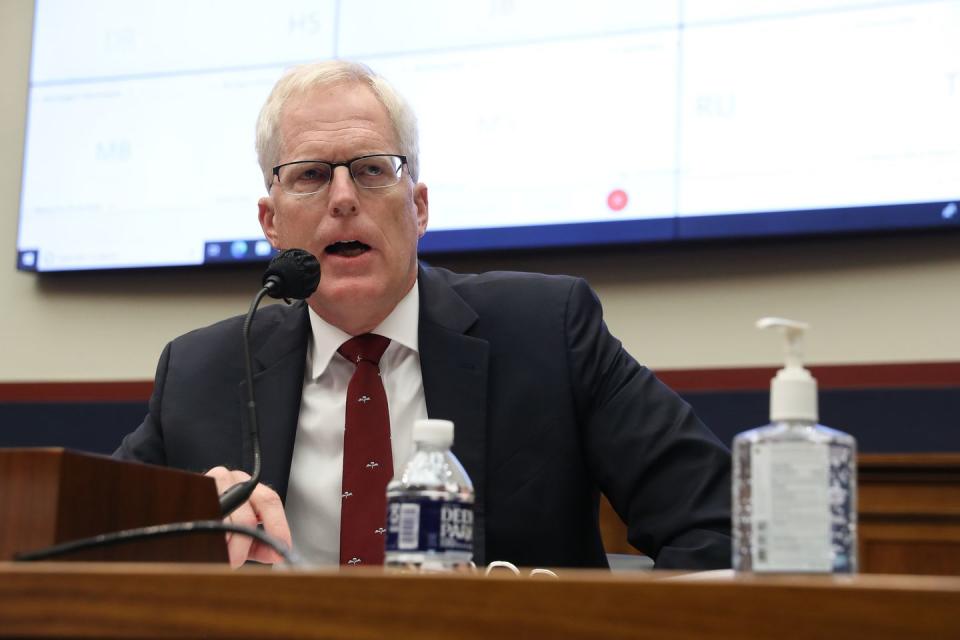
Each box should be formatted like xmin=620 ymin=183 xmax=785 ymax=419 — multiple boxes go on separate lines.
xmin=310 ymin=279 xmax=390 ymax=317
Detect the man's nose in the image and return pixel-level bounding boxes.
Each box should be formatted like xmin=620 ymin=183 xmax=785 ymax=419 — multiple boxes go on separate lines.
xmin=328 ymin=166 xmax=359 ymax=216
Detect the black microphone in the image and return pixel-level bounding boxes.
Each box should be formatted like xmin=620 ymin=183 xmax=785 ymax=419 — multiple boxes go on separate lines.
xmin=218 ymin=248 xmax=321 ymax=516
xmin=262 ymin=247 xmax=321 ymax=300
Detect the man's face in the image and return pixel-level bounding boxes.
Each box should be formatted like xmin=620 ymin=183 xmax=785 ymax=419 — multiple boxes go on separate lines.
xmin=258 ymin=82 xmax=428 ymax=333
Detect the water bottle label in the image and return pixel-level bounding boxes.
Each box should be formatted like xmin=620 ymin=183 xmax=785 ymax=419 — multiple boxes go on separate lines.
xmin=386 ymin=498 xmax=473 ymax=554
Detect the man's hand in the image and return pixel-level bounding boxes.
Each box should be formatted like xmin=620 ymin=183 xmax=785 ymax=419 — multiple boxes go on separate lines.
xmin=205 ymin=466 xmax=293 ymax=568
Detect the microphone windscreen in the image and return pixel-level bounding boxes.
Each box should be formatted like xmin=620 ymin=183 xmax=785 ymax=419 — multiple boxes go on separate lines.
xmin=262 ymin=248 xmax=321 ymax=299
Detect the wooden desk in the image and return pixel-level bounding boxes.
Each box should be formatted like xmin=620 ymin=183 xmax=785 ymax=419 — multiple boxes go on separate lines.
xmin=601 ymin=453 xmax=960 ymax=575
xmin=0 ymin=564 xmax=958 ymax=639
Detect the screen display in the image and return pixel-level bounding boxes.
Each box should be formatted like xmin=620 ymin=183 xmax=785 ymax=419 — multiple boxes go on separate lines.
xmin=16 ymin=0 xmax=960 ymax=272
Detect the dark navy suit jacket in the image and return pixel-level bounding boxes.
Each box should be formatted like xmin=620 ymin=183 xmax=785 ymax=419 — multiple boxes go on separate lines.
xmin=116 ymin=263 xmax=732 ymax=569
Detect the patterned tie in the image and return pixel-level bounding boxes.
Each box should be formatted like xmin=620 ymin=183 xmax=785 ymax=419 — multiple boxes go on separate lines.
xmin=338 ymin=333 xmax=393 ymax=566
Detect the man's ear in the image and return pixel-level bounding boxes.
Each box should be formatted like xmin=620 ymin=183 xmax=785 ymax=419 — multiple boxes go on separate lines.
xmin=414 ymin=183 xmax=429 ymax=238
xmin=258 ymin=197 xmax=281 ymax=249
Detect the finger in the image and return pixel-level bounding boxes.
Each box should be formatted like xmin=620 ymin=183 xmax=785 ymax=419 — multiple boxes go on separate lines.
xmin=225 ymin=500 xmax=258 ymax=568
xmin=245 ymin=483 xmax=292 ymax=564
xmin=205 ymin=467 xmax=256 ymax=567
xmin=205 ymin=466 xmax=251 ymax=494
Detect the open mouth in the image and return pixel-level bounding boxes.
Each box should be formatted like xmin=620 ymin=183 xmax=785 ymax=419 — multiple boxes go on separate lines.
xmin=324 ymin=240 xmax=371 ymax=258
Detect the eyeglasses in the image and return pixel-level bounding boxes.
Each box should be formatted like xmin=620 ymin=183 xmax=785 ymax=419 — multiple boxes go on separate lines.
xmin=272 ymin=154 xmax=407 ymax=196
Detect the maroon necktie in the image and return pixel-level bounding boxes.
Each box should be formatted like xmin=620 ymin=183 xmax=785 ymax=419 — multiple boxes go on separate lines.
xmin=338 ymin=333 xmax=393 ymax=566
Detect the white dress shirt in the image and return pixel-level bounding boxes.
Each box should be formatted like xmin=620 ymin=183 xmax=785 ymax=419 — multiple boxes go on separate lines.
xmin=284 ymin=282 xmax=428 ymax=566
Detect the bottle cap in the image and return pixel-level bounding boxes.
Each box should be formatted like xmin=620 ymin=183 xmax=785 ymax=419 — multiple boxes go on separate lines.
xmin=413 ymin=419 xmax=455 ymax=447
xmin=757 ymin=317 xmax=818 ymax=423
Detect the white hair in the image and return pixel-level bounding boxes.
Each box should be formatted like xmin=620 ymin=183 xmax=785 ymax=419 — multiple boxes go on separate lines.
xmin=255 ymin=60 xmax=420 ymax=191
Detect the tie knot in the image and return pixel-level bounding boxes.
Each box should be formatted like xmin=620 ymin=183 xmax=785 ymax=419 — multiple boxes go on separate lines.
xmin=338 ymin=333 xmax=391 ymax=366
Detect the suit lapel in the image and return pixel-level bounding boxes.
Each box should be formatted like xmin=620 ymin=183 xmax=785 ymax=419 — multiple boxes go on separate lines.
xmin=239 ymin=302 xmax=310 ymax=501
xmin=418 ymin=264 xmax=490 ymax=564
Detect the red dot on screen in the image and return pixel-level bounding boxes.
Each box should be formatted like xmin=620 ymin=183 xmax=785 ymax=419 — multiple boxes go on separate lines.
xmin=607 ymin=189 xmax=628 ymax=212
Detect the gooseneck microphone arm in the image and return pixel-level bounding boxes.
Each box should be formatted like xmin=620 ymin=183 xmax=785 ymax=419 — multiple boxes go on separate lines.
xmin=217 ymin=284 xmax=272 ymax=516
xmin=218 ymin=249 xmax=321 ymax=517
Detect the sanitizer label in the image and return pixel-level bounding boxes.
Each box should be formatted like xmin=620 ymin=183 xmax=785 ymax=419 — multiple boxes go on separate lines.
xmin=750 ymin=441 xmax=831 ymax=572
xmin=386 ymin=498 xmax=474 ymax=554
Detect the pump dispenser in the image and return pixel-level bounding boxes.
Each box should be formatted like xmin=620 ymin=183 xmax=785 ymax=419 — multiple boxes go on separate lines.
xmin=759 ymin=318 xmax=817 ymax=423
xmin=732 ymin=317 xmax=857 ymax=573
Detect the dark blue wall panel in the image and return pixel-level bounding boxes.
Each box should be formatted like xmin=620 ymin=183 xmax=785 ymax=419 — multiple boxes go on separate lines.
xmin=0 ymin=402 xmax=146 ymax=455
xmin=681 ymin=388 xmax=960 ymax=452
xmin=1 ymin=386 xmax=957 ymax=455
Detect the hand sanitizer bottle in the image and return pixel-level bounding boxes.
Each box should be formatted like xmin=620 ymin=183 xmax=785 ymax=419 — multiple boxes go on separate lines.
xmin=732 ymin=318 xmax=857 ymax=573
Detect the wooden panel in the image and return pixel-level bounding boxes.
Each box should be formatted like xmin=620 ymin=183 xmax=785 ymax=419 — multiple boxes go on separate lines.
xmin=653 ymin=362 xmax=960 ymax=391
xmin=859 ymin=453 xmax=960 ymax=469
xmin=862 ymin=539 xmax=960 ymax=576
xmin=0 ymin=449 xmax=228 ymax=563
xmin=0 ymin=564 xmax=958 ymax=639
xmin=599 ymin=454 xmax=960 ymax=574
xmin=0 ymin=381 xmax=154 ymax=402
xmin=858 ymin=453 xmax=960 ymax=575
xmin=0 ymin=451 xmax=62 ymax=556
xmin=860 ymin=484 xmax=960 ymax=516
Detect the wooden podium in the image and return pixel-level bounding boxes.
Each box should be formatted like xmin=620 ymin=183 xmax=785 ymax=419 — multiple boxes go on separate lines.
xmin=0 ymin=448 xmax=227 ymax=562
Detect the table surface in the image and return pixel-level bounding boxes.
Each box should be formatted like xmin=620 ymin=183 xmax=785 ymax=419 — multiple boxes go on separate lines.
xmin=1 ymin=563 xmax=959 ymax=639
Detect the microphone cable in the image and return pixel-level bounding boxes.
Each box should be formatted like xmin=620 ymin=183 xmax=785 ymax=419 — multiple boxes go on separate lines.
xmin=14 ymin=520 xmax=301 ymax=565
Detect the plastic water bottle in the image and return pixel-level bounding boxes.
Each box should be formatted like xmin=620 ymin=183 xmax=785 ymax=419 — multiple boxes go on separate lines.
xmin=385 ymin=419 xmax=474 ymax=571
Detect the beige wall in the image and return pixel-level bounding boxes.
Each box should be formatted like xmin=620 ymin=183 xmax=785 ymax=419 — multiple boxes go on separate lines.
xmin=2 ymin=0 xmax=958 ymax=383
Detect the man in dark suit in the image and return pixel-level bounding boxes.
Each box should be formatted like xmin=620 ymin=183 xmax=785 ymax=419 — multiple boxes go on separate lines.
xmin=115 ymin=60 xmax=731 ymax=570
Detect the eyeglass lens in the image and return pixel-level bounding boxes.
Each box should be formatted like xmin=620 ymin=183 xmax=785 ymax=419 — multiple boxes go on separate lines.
xmin=277 ymin=155 xmax=403 ymax=194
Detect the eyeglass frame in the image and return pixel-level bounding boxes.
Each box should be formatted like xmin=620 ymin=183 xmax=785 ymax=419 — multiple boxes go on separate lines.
xmin=271 ymin=154 xmax=409 ymax=195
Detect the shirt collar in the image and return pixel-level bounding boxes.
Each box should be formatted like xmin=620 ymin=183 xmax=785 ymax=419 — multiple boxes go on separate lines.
xmin=306 ymin=280 xmax=420 ymax=380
